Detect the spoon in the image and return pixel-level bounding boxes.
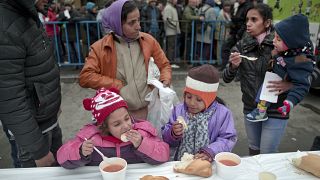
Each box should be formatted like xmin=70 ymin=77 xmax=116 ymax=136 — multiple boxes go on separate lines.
xmin=239 ymin=55 xmax=258 ymax=61
xmin=84 ymin=138 xmax=109 ymax=162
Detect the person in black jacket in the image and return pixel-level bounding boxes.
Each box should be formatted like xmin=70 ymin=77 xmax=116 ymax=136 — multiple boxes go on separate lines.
xmin=0 ymin=0 xmax=62 ymax=167
xmin=220 ymin=0 xmax=253 ymax=69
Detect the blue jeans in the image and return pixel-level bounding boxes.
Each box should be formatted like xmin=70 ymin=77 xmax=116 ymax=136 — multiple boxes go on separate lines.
xmin=244 ymin=115 xmax=288 ymax=153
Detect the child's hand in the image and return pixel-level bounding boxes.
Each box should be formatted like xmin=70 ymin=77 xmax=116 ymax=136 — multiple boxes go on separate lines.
xmin=277 ymin=100 xmax=294 ymax=116
xmin=194 ymin=153 xmax=213 ymax=162
xmin=172 ymin=121 xmax=184 ymax=137
xmin=125 ymin=130 xmax=142 ymax=148
xmin=81 ymin=139 xmax=94 ymax=157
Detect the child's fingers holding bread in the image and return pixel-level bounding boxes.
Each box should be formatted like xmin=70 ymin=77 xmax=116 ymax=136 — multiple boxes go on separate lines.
xmin=172 ymin=122 xmax=184 ymax=136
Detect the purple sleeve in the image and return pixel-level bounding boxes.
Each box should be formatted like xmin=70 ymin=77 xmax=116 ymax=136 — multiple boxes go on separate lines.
xmin=161 ymin=105 xmax=182 ymax=147
xmin=201 ymin=107 xmax=237 ymax=159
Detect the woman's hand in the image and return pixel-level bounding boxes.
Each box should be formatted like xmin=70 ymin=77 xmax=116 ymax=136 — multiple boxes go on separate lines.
xmin=267 ymin=80 xmax=293 ymax=95
xmin=172 ymin=121 xmax=184 ymax=137
xmin=229 ymin=52 xmax=242 ymax=69
xmin=194 ymin=153 xmax=213 ymax=162
xmin=126 ymin=130 xmax=142 ymax=148
xmin=162 ymin=80 xmax=170 ymax=87
xmin=81 ymin=139 xmax=94 ymax=157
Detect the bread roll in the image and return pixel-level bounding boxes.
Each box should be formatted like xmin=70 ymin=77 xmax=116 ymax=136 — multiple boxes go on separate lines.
xmin=292 ymin=153 xmax=320 ymax=177
xmin=173 ymin=153 xmax=212 ymax=178
xmin=177 ymin=116 xmax=188 ymax=130
xmin=120 ymin=133 xmax=129 ymax=142
xmin=140 ymin=175 xmax=169 ymax=180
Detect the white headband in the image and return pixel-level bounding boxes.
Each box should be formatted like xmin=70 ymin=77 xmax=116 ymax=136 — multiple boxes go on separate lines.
xmin=186 ymin=76 xmax=219 ymax=92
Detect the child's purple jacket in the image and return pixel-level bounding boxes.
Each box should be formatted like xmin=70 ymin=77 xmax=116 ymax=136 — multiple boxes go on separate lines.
xmin=161 ymin=101 xmax=237 ymax=159
xmin=57 ymin=120 xmax=169 ymax=169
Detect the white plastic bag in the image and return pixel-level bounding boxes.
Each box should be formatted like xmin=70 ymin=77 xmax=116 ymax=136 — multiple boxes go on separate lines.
xmin=147 ymin=57 xmax=160 ymax=84
xmin=145 ymin=79 xmax=179 ymax=138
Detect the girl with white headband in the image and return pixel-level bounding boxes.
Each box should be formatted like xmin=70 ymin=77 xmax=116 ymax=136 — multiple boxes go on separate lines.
xmin=162 ymin=64 xmax=237 ymax=162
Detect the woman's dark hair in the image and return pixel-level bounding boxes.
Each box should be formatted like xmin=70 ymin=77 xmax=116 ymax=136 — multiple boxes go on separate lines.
xmin=121 ymin=1 xmax=138 ymax=24
xmin=248 ymin=3 xmax=273 ymax=22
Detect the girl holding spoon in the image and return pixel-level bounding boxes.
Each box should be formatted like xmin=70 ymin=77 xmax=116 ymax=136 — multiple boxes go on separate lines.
xmin=57 ymin=88 xmax=169 ymax=169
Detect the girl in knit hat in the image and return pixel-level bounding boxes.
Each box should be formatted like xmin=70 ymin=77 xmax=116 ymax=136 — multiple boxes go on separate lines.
xmin=162 ymin=64 xmax=237 ymax=162
xmin=57 ymin=88 xmax=169 ymax=169
xmin=246 ymin=14 xmax=315 ymax=122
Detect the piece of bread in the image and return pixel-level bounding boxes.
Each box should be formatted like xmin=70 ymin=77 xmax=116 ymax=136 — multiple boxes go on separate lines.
xmin=140 ymin=175 xmax=169 ymax=180
xmin=177 ymin=116 xmax=188 ymax=131
xmin=120 ymin=133 xmax=129 ymax=142
xmin=292 ymin=153 xmax=320 ymax=177
xmin=173 ymin=153 xmax=212 ymax=178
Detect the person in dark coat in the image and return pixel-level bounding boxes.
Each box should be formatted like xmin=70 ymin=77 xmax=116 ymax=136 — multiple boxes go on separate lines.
xmin=0 ymin=0 xmax=62 ymax=167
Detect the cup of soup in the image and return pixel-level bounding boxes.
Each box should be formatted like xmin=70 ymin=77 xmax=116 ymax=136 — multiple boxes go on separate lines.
xmin=99 ymin=157 xmax=127 ymax=180
xmin=215 ymin=152 xmax=241 ymax=180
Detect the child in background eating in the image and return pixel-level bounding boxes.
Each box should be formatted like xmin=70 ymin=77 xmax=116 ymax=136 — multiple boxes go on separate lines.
xmin=57 ymin=88 xmax=169 ymax=169
xmin=161 ymin=64 xmax=237 ymax=162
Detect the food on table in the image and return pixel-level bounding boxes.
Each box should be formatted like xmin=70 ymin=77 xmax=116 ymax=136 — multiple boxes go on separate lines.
xmin=258 ymin=171 xmax=276 ymax=180
xmin=103 ymin=164 xmax=124 ymax=172
xmin=140 ymin=175 xmax=169 ymax=180
xmin=120 ymin=132 xmax=129 ymax=142
xmin=292 ymin=153 xmax=320 ymax=178
xmin=173 ymin=152 xmax=212 ymax=177
xmin=219 ymin=159 xmax=239 ymax=166
xmin=177 ymin=116 xmax=188 ymax=130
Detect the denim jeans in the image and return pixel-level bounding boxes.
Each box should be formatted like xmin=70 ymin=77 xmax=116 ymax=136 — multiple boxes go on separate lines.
xmin=244 ymin=115 xmax=288 ymax=153
xmin=17 ymin=124 xmax=62 ymax=167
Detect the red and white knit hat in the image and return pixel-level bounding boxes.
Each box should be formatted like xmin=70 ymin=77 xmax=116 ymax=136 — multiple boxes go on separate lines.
xmin=83 ymin=88 xmax=128 ymax=125
xmin=184 ymin=64 xmax=220 ymax=109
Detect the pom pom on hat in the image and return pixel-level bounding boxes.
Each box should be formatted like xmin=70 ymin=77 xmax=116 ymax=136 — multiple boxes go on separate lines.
xmin=83 ymin=87 xmax=128 ymax=125
xmin=184 ymin=64 xmax=220 ymax=109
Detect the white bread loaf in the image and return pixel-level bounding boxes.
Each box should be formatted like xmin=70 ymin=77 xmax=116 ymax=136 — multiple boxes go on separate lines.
xmin=173 ymin=153 xmax=212 ymax=178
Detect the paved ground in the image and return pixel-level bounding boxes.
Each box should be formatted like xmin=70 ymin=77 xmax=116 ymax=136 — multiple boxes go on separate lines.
xmin=1 ymin=66 xmax=320 ymax=168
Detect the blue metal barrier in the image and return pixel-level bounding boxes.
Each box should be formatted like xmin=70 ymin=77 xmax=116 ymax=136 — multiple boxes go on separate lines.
xmin=45 ymin=20 xmax=230 ymax=67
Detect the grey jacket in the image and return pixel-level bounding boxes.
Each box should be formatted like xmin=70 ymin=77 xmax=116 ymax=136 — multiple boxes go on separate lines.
xmin=0 ymin=0 xmax=61 ymax=159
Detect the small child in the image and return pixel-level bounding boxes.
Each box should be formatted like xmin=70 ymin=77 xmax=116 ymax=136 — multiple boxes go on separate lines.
xmin=247 ymin=14 xmax=315 ymax=122
xmin=57 ymin=88 xmax=169 ymax=169
xmin=161 ymin=64 xmax=237 ymax=162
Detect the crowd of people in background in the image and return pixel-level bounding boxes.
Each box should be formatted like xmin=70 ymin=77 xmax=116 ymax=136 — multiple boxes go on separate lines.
xmin=1 ymin=0 xmax=320 ymax=170
xmin=33 ymin=0 xmax=266 ymax=68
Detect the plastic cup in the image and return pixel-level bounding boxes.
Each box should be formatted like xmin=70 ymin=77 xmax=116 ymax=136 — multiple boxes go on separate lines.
xmin=215 ymin=152 xmax=241 ymax=180
xmin=99 ymin=157 xmax=127 ymax=180
xmin=259 ymin=172 xmax=277 ymax=180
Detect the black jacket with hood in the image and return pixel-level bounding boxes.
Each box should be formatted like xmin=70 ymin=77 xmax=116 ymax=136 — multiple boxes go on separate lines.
xmin=0 ymin=0 xmax=61 ymax=160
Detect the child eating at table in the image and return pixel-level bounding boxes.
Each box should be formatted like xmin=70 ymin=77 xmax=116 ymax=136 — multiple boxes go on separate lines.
xmin=57 ymin=88 xmax=169 ymax=169
xmin=161 ymin=64 xmax=237 ymax=162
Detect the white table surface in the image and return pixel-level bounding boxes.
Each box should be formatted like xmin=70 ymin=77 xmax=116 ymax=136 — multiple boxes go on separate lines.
xmin=0 ymin=151 xmax=319 ymax=180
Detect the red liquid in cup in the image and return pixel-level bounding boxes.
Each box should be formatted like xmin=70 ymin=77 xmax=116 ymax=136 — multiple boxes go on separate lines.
xmin=103 ymin=164 xmax=124 ymax=172
xmin=219 ymin=159 xmax=239 ymax=166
